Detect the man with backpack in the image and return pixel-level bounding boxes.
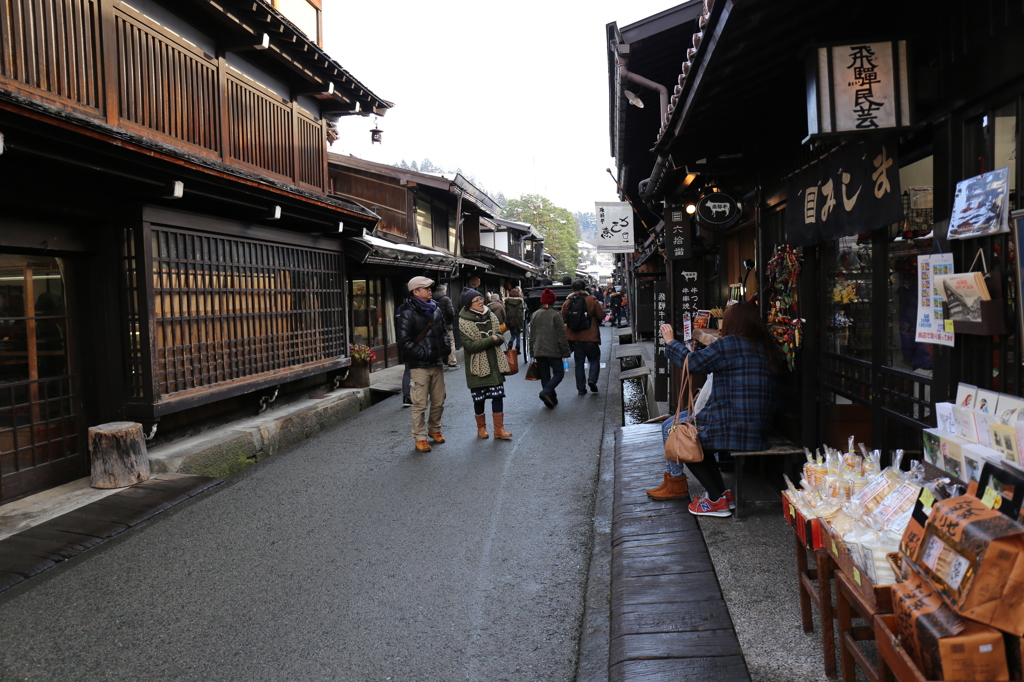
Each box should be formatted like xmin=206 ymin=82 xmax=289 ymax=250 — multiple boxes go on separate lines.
xmin=561 ymin=279 xmax=606 ymax=395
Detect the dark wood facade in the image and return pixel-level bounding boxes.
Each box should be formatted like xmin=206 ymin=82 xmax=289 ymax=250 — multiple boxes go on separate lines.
xmin=0 ymin=0 xmax=390 ymax=502
xmin=609 ymin=0 xmax=1024 ymax=459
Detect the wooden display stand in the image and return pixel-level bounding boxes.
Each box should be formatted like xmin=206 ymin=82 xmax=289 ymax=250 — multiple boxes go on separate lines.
xmin=874 ymin=613 xmax=987 ymax=682
xmin=824 ymin=523 xmax=894 ymax=682
xmin=836 ymin=571 xmax=893 ymax=682
xmin=784 ymin=495 xmax=837 ymax=678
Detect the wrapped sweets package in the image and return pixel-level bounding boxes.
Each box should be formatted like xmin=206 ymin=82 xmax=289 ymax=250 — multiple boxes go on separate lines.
xmin=912 ymin=495 xmax=1024 ymax=636
xmin=893 ymin=566 xmax=1009 ymax=681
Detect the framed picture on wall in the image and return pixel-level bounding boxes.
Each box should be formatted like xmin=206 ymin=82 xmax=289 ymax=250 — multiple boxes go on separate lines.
xmin=1013 ymin=210 xmax=1024 ymax=352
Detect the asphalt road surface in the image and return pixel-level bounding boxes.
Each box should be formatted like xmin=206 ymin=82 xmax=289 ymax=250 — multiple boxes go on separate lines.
xmin=0 ymin=329 xmax=612 ymax=681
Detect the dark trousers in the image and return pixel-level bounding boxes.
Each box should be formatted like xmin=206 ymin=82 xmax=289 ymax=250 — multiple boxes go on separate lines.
xmin=535 ymin=356 xmax=564 ymax=397
xmin=573 ymin=341 xmax=600 ymax=390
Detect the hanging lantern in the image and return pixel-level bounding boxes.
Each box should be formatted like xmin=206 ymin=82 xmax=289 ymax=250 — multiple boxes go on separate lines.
xmin=370 ymin=117 xmax=383 ymax=144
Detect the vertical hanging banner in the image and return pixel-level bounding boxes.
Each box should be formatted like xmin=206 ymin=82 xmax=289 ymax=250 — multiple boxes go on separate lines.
xmin=915 ymin=253 xmax=955 ymax=347
xmin=595 ymin=202 xmax=634 ymax=252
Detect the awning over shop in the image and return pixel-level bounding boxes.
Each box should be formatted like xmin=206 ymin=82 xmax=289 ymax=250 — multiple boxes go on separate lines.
xmin=456 ymin=256 xmax=492 ymax=270
xmin=348 ymin=232 xmax=457 ymax=272
xmin=475 ymin=248 xmax=539 ymax=276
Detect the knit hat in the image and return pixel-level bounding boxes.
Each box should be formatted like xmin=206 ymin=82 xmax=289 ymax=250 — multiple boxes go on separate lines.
xmin=407 ymin=276 xmax=434 ymax=292
xmin=540 ymin=288 xmax=556 ymax=305
xmin=461 ymin=288 xmax=483 ymax=309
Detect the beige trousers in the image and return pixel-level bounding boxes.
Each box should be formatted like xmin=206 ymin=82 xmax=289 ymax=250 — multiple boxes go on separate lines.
xmin=409 ymin=365 xmax=446 ymax=440
xmin=446 ymin=329 xmax=458 ymax=365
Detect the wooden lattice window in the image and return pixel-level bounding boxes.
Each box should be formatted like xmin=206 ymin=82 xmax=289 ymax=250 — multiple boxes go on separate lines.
xmin=0 ymin=0 xmax=102 ymax=110
xmin=143 ymin=228 xmax=345 ymax=399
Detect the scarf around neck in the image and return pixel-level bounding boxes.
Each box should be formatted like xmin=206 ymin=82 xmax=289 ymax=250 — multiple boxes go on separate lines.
xmin=412 ymin=296 xmax=437 ymax=316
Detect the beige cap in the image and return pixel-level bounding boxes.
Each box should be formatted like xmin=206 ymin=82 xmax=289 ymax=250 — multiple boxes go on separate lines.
xmin=407 ymin=276 xmax=434 ymax=291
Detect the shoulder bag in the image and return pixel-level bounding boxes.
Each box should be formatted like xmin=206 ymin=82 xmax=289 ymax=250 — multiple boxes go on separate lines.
xmin=524 ymin=359 xmax=540 ymax=381
xmin=503 ymin=341 xmax=519 ymax=376
xmin=664 ymin=356 xmax=705 ymax=464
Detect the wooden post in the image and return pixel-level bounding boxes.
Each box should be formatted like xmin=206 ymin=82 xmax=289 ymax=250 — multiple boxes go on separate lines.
xmin=89 ymin=421 xmax=150 ymax=489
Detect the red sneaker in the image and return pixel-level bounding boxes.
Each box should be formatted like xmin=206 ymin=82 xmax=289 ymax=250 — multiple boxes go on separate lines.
xmin=724 ymin=489 xmax=736 ymax=510
xmin=688 ymin=492 xmax=731 ymax=517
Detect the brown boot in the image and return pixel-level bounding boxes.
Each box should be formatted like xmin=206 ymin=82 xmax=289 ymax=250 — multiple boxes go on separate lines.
xmin=493 ymin=413 xmax=512 ymax=440
xmin=648 ymin=475 xmax=689 ymax=500
xmin=645 ymin=472 xmax=672 ymax=497
xmin=475 ymin=414 xmax=489 ymax=439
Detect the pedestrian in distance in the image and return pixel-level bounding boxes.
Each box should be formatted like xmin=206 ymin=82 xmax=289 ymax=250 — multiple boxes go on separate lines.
xmin=503 ymin=288 xmax=525 ymax=352
xmin=458 ymin=288 xmax=513 ymax=440
xmin=529 ymin=288 xmax=571 ymax=409
xmin=648 ymin=303 xmax=778 ymax=517
xmin=396 ymin=276 xmax=450 ymax=452
xmin=608 ymin=286 xmax=624 ymax=327
xmin=433 ymin=283 xmax=459 ymax=370
xmin=486 ymin=293 xmax=506 ymax=330
xmin=562 ymin=279 xmax=606 ymax=396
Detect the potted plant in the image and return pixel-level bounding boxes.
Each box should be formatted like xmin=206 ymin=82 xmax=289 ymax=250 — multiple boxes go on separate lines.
xmin=343 ymin=343 xmax=376 ymax=388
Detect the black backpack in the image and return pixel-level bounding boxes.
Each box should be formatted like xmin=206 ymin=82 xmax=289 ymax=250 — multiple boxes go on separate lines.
xmin=565 ymin=294 xmax=591 ymax=331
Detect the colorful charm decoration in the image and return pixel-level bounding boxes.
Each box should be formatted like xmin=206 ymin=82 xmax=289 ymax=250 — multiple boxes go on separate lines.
xmin=765 ymin=245 xmax=804 ymax=372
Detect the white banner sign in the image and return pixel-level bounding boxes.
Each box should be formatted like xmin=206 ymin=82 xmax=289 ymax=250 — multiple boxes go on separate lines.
xmin=915 ymin=253 xmax=955 ymax=347
xmin=595 ymin=202 xmax=634 ymax=253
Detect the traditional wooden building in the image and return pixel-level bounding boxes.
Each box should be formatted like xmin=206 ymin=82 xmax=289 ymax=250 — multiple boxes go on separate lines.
xmin=0 ymin=0 xmax=391 ymax=502
xmin=327 ymin=154 xmax=500 ymax=369
xmin=608 ymin=0 xmax=1024 ymax=456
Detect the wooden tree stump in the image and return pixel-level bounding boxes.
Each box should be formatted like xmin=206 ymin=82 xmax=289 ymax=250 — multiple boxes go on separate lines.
xmin=89 ymin=421 xmax=150 ymax=489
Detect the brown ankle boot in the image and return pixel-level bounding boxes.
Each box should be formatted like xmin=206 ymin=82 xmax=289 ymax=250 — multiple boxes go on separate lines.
xmin=645 ymin=472 xmax=672 ymax=497
xmin=648 ymin=475 xmax=689 ymax=500
xmin=475 ymin=414 xmax=489 ymax=439
xmin=493 ymin=413 xmax=512 ymax=440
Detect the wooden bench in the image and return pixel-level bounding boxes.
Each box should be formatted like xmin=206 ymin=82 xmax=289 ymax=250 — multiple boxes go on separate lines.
xmin=610 ymin=424 xmax=750 ymax=680
xmin=731 ymin=436 xmax=804 ymax=521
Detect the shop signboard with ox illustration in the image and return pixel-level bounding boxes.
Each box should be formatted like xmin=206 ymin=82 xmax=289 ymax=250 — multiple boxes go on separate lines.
xmin=694 ymin=193 xmax=740 ymax=228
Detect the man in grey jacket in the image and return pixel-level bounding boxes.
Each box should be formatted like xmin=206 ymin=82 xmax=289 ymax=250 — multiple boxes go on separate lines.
xmin=433 ymin=283 xmax=458 ymax=369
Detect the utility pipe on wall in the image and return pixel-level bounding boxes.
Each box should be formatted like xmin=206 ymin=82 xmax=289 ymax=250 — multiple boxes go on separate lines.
xmin=617 ymin=57 xmax=669 ymax=126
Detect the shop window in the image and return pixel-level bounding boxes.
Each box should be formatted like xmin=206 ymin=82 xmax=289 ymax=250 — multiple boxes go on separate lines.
xmin=131 ymin=228 xmax=345 ymax=399
xmin=823 ymin=235 xmax=872 ymax=361
xmin=416 ymin=196 xmax=433 ymax=247
xmin=994 ymin=101 xmax=1018 ymax=210
xmin=432 ymin=199 xmax=449 ymax=250
xmin=350 ymin=279 xmax=383 ymax=349
xmin=0 ymin=255 xmax=79 ymax=498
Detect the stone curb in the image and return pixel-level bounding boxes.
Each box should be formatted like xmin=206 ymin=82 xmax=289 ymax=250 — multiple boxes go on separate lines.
xmin=148 ymin=388 xmax=369 ymax=478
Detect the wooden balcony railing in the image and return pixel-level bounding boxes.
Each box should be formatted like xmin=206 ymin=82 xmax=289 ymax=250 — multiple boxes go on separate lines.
xmin=1 ymin=0 xmax=327 ymax=192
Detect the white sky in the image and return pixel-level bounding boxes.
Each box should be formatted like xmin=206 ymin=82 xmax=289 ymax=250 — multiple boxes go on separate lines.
xmin=323 ymin=1 xmax=679 ymax=216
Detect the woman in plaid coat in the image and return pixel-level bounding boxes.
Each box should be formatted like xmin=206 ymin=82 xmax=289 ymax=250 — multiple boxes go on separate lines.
xmin=648 ymin=303 xmax=777 ymax=517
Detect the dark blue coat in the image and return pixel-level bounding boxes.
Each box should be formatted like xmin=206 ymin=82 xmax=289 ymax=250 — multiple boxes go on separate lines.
xmin=665 ymin=335 xmax=774 ymax=451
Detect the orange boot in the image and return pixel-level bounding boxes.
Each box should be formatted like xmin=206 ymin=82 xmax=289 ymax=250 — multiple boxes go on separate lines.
xmin=493 ymin=413 xmax=512 ymax=440
xmin=645 ymin=472 xmax=672 ymax=497
xmin=647 ymin=475 xmax=689 ymax=500
xmin=475 ymin=414 xmax=489 ymax=439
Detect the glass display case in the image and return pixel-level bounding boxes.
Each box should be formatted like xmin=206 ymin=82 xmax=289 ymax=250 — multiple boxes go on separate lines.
xmin=823 ymin=235 xmax=873 ymax=360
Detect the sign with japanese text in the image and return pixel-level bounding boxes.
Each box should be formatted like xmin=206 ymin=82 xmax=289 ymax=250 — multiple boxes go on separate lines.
xmin=663 ymin=206 xmax=691 ymax=260
xmin=807 ymin=40 xmax=911 ymax=138
xmin=595 ymin=202 xmax=634 ymax=253
xmin=672 ymin=260 xmax=703 ymax=339
xmin=785 ymin=140 xmax=902 ymax=246
xmin=654 ymin=281 xmax=669 ymax=402
xmin=915 ymin=253 xmax=955 ymax=347
xmin=695 ymin=192 xmax=740 ymax=227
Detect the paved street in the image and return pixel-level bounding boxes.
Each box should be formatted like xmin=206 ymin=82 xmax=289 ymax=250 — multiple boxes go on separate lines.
xmin=0 ymin=329 xmax=613 ymax=682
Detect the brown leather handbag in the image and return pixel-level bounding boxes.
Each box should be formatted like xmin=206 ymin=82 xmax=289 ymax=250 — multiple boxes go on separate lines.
xmin=664 ymin=356 xmax=705 ymax=464
xmin=503 ymin=345 xmax=519 ymax=376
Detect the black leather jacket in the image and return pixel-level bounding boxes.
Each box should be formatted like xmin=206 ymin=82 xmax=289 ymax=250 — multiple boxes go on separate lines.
xmin=396 ymin=297 xmax=450 ymax=368
xmin=432 ymin=291 xmax=456 ymax=330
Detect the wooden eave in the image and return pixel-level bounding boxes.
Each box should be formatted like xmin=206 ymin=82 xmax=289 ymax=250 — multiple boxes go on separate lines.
xmin=195 ymin=0 xmax=393 ymax=115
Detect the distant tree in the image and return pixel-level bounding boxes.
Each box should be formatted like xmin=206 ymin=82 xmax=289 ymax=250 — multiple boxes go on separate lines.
xmin=410 ymin=160 xmax=419 ymax=172
xmin=503 ymin=194 xmax=580 ymax=279
xmin=492 ymin=191 xmax=508 ymax=209
xmin=396 ymin=159 xmax=409 ymax=169
xmin=573 ymin=211 xmax=597 ymax=242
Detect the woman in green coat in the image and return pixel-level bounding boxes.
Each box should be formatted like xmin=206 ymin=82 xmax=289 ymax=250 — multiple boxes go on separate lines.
xmin=458 ymin=288 xmax=513 ymax=440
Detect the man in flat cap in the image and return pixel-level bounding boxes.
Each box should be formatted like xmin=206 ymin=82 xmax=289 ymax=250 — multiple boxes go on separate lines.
xmin=396 ymin=276 xmax=449 ymax=452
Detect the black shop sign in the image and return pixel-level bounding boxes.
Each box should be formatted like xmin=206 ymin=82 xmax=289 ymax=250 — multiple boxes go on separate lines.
xmin=694 ymin=193 xmax=740 ymax=228
xmin=785 ymin=139 xmax=902 ymax=246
